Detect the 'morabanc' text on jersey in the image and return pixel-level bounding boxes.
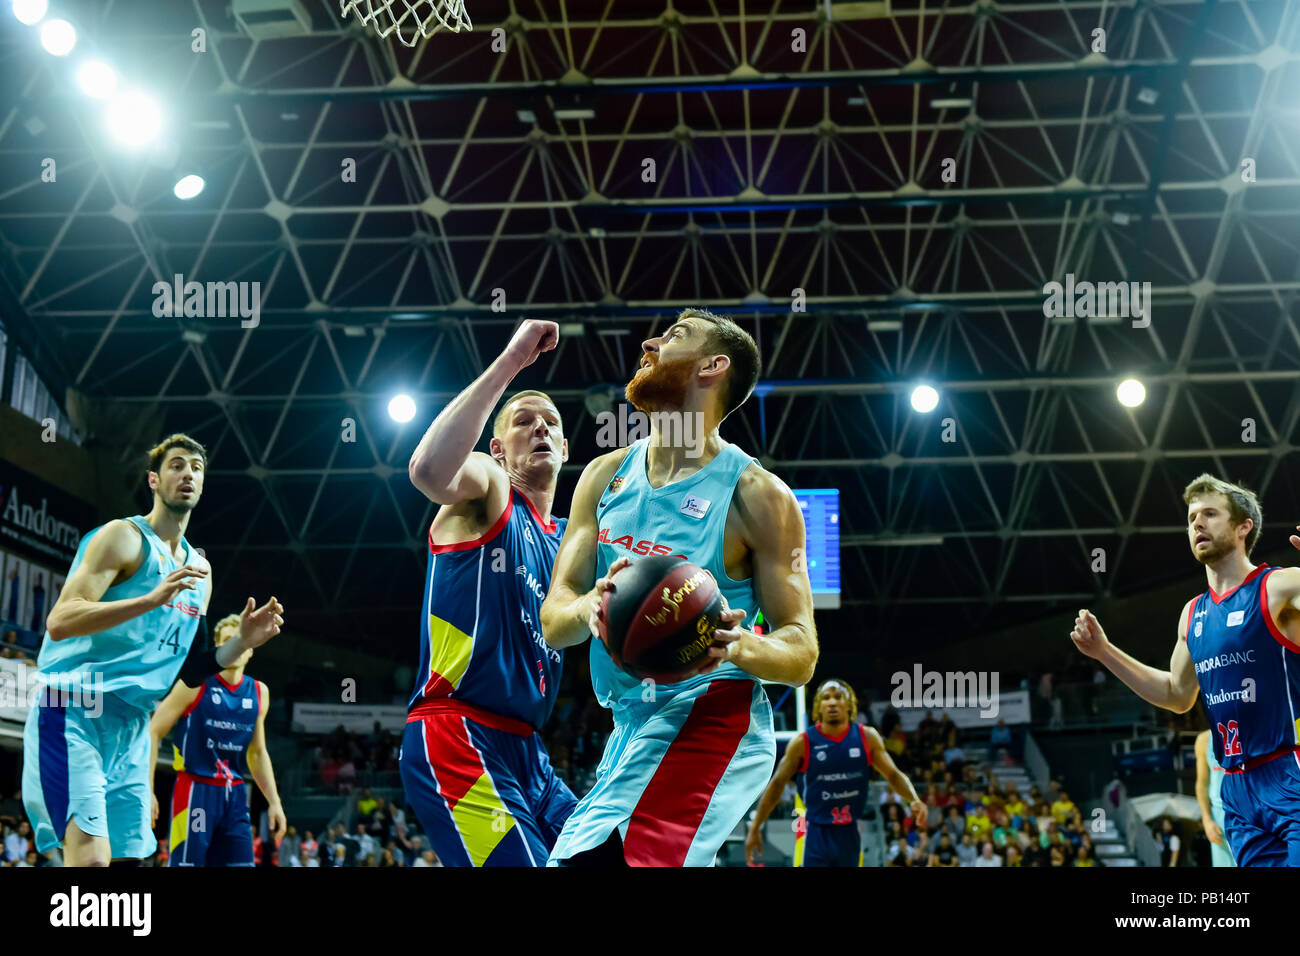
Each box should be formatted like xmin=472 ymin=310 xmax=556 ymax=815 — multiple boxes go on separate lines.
xmin=1185 ymin=565 xmax=1300 ymax=769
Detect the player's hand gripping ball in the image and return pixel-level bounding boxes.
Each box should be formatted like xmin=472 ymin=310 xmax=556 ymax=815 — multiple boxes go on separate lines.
xmin=597 ymin=556 xmax=726 ymax=683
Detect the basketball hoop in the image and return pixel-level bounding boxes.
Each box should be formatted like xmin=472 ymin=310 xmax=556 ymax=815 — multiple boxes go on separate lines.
xmin=340 ymin=0 xmax=472 ymax=46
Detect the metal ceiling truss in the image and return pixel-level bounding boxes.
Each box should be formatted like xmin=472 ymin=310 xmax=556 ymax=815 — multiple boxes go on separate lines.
xmin=2 ymin=0 xmax=1299 ymax=662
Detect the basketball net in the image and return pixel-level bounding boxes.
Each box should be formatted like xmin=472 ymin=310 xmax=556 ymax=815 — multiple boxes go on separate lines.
xmin=340 ymin=0 xmax=472 ymax=46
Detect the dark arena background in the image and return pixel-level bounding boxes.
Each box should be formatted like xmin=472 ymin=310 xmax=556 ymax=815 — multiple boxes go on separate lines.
xmin=1 ymin=0 xmax=1298 ymax=925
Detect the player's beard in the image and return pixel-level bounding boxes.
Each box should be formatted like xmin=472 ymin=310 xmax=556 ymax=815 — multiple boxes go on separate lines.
xmin=625 ymin=355 xmax=697 ymax=412
xmin=161 ymin=487 xmax=198 ymax=517
xmin=1192 ymin=529 xmax=1233 ymax=565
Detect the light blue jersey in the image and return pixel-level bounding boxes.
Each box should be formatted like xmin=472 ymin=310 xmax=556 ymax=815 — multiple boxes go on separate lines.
xmin=25 ymin=515 xmax=209 ymax=857
xmin=591 ymin=437 xmax=761 ymax=713
xmin=35 ymin=515 xmax=208 ymax=714
xmin=550 ymin=437 xmax=777 ymax=865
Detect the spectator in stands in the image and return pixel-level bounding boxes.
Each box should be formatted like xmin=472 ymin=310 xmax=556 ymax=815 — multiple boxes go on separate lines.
xmin=956 ymin=832 xmax=977 ymax=867
xmin=1158 ymin=818 xmax=1181 ymax=867
xmin=966 ymin=804 xmax=992 ymax=842
xmin=944 ymin=805 xmax=965 ymax=844
xmin=1005 ymin=845 xmax=1022 ymax=867
xmin=331 ymin=843 xmax=348 ymax=867
xmin=1074 ymin=845 xmax=1096 ymax=867
xmin=301 ymin=830 xmax=318 ymax=861
xmin=320 ymin=755 xmax=339 ymax=791
xmin=1049 ymin=846 xmax=1067 ymax=867
xmin=414 ymin=848 xmax=443 ymax=867
xmin=337 ymin=757 xmax=357 ymax=794
xmin=885 ymin=725 xmax=907 ymax=761
xmin=1051 ymin=790 xmax=1077 ymax=825
xmin=930 ymin=831 xmax=959 ymax=867
xmin=357 ymin=787 xmax=378 ymax=818
xmin=908 ymin=831 xmax=931 ymax=866
xmin=355 ymin=822 xmax=376 ymax=861
xmin=990 ymin=810 xmax=1012 ymax=850
xmin=884 ymin=822 xmax=907 ymax=866
xmin=4 ymin=820 xmax=32 ymax=862
xmin=942 ymin=732 xmax=964 ymax=773
xmin=278 ymin=826 xmax=302 ymax=866
xmin=0 ymin=790 xmax=23 ymax=828
xmin=379 ymin=848 xmax=398 ymax=867
xmin=1005 ymin=788 xmax=1027 ymax=827
xmin=16 ymin=849 xmax=37 ymax=868
xmin=361 ymin=853 xmax=378 ymax=867
xmin=369 ymin=796 xmax=391 ymax=843
xmin=973 ymin=841 xmax=1002 ymax=867
xmin=389 ymin=801 xmax=406 ymax=831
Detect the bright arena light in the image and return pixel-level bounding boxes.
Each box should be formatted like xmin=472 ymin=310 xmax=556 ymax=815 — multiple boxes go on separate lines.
xmin=388 ymin=394 xmax=416 ymax=423
xmin=77 ymin=60 xmax=118 ymax=99
xmin=39 ymin=18 xmax=75 ymax=55
xmin=12 ymin=0 xmax=48 ymax=26
xmin=910 ymin=384 xmax=940 ymax=413
xmin=173 ymin=174 xmax=205 ymax=200
xmin=105 ymin=91 xmax=162 ymax=147
xmin=1117 ymin=378 xmax=1146 ymax=408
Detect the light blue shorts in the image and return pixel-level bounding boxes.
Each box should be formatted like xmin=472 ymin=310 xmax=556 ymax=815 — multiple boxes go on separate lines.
xmin=548 ymin=678 xmax=775 ymax=867
xmin=23 ymin=691 xmax=157 ymax=860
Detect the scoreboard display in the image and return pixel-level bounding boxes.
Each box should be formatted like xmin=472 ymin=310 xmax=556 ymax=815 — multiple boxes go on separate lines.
xmin=793 ymin=489 xmax=840 ymax=609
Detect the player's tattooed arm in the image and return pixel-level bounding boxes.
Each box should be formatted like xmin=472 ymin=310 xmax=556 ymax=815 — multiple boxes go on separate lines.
xmin=408 ymin=320 xmax=557 ymax=507
xmin=47 ymin=520 xmax=205 ymax=641
xmin=541 ymin=450 xmax=628 ymax=650
xmin=713 ymin=468 xmax=818 ymax=686
xmin=864 ymin=726 xmax=927 ymax=827
xmin=1069 ymin=603 xmax=1198 ymax=712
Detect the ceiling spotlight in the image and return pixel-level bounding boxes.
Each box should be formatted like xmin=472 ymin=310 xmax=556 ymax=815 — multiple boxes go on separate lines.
xmin=1117 ymin=378 xmax=1146 ymax=408
xmin=910 ymin=384 xmax=940 ymax=413
xmin=12 ymin=0 xmax=47 ymax=26
xmin=39 ymin=18 xmax=75 ymax=55
xmin=173 ymin=174 xmax=205 ymax=200
xmin=76 ymin=60 xmax=118 ymax=98
xmin=930 ymin=98 xmax=972 ymax=110
xmin=388 ymin=394 xmax=416 ymax=423
xmin=106 ymin=91 xmax=163 ymax=148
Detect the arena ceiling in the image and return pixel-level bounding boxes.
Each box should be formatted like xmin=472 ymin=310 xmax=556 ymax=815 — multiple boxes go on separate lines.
xmin=3 ymin=0 xmax=1300 ymax=673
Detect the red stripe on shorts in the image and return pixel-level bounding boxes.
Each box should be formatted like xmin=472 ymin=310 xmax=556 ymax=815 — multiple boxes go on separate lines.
xmin=420 ymin=715 xmax=486 ymax=811
xmin=622 ymin=680 xmax=753 ymax=866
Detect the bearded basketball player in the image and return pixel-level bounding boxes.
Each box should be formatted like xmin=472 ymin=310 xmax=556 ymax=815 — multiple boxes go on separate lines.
xmin=1072 ymin=474 xmax=1300 ymax=866
xmin=541 ymin=308 xmax=819 ymax=867
xmin=399 ymin=319 xmax=578 ymax=867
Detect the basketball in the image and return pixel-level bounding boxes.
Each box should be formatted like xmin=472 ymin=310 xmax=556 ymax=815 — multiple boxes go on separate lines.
xmin=597 ymin=556 xmax=725 ymax=683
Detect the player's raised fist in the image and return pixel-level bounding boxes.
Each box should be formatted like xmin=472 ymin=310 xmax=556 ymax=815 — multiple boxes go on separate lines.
xmin=504 ymin=320 xmax=560 ymax=370
xmin=1069 ymin=609 xmax=1108 ymax=659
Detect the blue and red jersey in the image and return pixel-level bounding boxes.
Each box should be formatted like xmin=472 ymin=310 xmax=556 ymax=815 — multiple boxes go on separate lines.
xmin=798 ymin=722 xmax=872 ymax=825
xmin=172 ymin=674 xmax=260 ymax=782
xmin=409 ymin=489 xmax=567 ymax=732
xmin=1185 ymin=564 xmax=1300 ymax=770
